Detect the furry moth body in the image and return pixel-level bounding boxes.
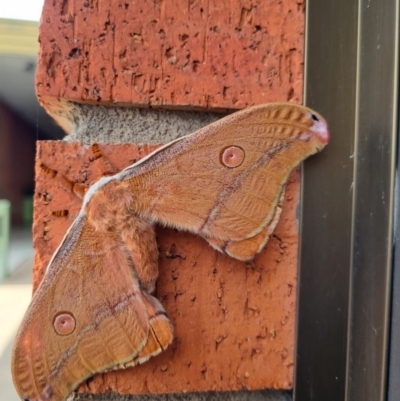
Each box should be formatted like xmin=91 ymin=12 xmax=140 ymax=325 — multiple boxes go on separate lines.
xmin=12 ymin=103 xmax=329 ymax=401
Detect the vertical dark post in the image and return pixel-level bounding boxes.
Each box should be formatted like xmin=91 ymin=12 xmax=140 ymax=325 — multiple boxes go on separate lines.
xmin=296 ymin=1 xmax=398 ymax=400
xmin=295 ymin=1 xmax=358 ymax=400
xmin=347 ymin=1 xmax=398 ymax=400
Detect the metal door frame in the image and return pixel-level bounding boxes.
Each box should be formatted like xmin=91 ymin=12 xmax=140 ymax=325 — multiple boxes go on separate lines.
xmin=295 ymin=1 xmax=399 ymax=400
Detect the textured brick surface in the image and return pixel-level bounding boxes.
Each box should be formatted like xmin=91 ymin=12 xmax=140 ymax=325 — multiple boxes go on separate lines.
xmin=36 ymin=0 xmax=304 ymax=113
xmin=32 ymin=0 xmax=305 ymax=398
xmin=34 ymin=141 xmax=299 ymax=395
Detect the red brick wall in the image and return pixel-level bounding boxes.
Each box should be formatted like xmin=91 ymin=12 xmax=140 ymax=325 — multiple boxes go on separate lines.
xmin=37 ymin=0 xmax=304 ymax=113
xmin=34 ymin=0 xmax=305 ymax=396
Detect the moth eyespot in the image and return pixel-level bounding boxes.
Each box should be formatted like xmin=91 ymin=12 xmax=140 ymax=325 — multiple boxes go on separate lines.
xmin=220 ymin=146 xmax=245 ymax=168
xmin=310 ymin=113 xmax=320 ymax=122
xmin=53 ymin=312 xmax=76 ymax=336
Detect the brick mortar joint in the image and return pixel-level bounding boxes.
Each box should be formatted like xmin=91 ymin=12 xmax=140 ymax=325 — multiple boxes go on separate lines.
xmin=41 ymin=100 xmax=223 ymax=145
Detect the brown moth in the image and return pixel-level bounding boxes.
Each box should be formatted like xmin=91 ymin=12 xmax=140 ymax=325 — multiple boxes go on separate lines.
xmin=11 ymin=103 xmax=329 ymax=401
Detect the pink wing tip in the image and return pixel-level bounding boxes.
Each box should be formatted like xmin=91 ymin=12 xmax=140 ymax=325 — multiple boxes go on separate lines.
xmin=310 ymin=114 xmax=330 ymax=144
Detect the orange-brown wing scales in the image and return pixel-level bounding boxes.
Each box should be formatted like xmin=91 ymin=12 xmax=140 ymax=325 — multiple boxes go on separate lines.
xmin=120 ymin=104 xmax=324 ymax=245
xmin=203 ymin=145 xmax=296 ymax=240
xmin=125 ymin=292 xmax=174 ymax=367
xmin=12 ymin=216 xmax=152 ymax=401
xmin=102 ymin=292 xmax=173 ymax=372
xmin=206 ymin=188 xmax=285 ymax=260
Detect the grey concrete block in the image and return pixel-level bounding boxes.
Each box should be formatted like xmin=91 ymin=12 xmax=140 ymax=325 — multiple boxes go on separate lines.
xmin=66 ymin=103 xmax=222 ymax=145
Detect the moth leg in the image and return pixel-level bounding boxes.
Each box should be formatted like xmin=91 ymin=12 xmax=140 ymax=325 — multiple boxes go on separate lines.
xmin=119 ymin=213 xmax=160 ymax=294
xmin=206 ymin=188 xmax=286 ymax=261
xmin=86 ymin=179 xmax=160 ymax=293
xmin=38 ymin=161 xmax=87 ymax=199
xmin=39 ymin=143 xmax=114 ymax=202
xmin=91 ymin=143 xmax=115 ymax=176
xmin=39 ymin=144 xmax=116 ymax=219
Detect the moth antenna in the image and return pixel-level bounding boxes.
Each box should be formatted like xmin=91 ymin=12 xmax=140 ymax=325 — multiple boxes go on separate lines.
xmin=51 ymin=210 xmax=69 ymax=217
xmin=72 ymin=183 xmax=88 ymax=199
xmin=91 ymin=142 xmax=115 ymax=176
xmin=38 ymin=162 xmax=58 ymax=178
xmin=54 ymin=176 xmax=87 ymax=199
xmin=91 ymin=143 xmax=102 ymax=160
xmin=39 ymin=161 xmax=88 ymax=199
